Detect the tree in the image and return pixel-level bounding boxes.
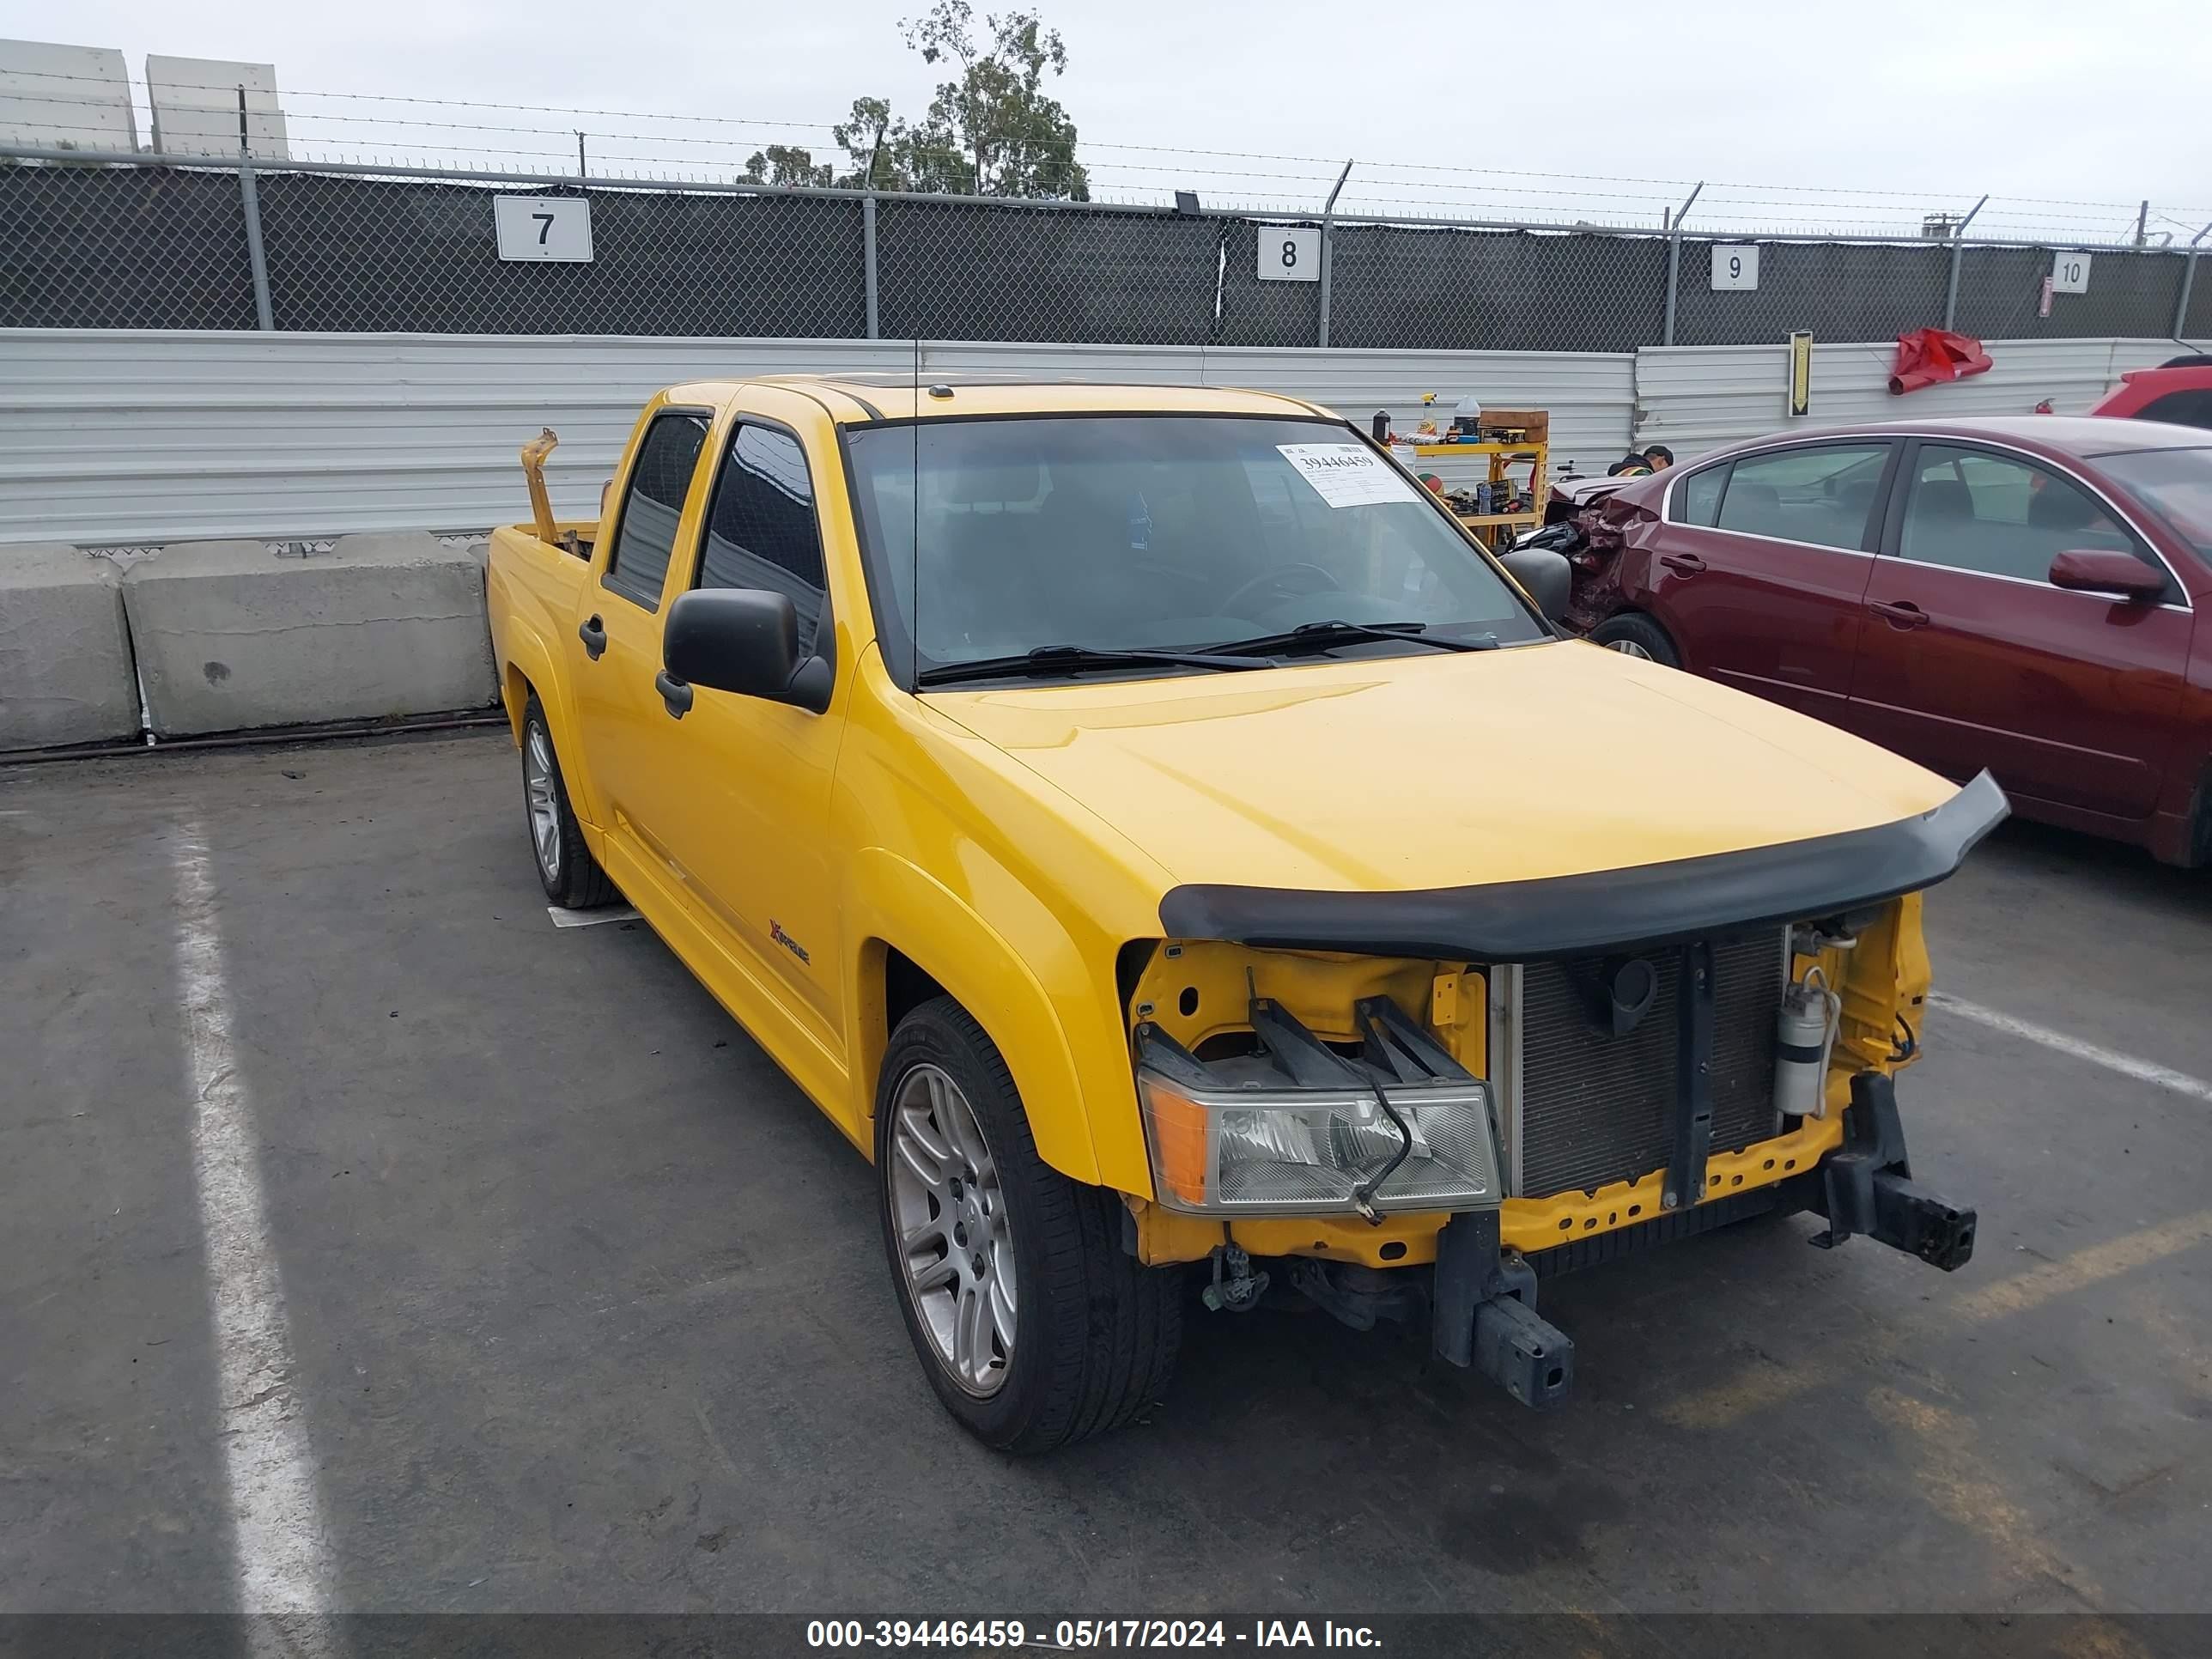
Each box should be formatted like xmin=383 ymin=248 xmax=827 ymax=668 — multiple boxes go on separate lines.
xmin=827 ymin=4 xmax=1087 ymax=200
xmin=742 ymin=145 xmax=834 ymax=187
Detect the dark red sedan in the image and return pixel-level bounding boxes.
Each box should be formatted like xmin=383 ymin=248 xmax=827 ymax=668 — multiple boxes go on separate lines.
xmin=1560 ymin=416 xmax=2212 ymax=864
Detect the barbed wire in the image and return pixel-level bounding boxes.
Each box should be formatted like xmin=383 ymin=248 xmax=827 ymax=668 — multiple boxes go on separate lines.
xmin=4 ymin=64 xmax=2205 ymax=241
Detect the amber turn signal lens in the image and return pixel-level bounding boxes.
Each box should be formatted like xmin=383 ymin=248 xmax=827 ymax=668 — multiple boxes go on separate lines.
xmin=1141 ymin=1080 xmax=1211 ymax=1206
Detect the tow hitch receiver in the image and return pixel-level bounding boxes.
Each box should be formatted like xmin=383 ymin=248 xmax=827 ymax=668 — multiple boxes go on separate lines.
xmin=1432 ymin=1210 xmax=1576 ymax=1408
xmin=1810 ymin=1071 xmax=1978 ymax=1272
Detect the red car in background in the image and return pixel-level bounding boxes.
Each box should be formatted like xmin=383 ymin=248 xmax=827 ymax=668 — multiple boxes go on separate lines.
xmin=2087 ymin=354 xmax=2212 ymax=429
xmin=1556 ymin=416 xmax=2212 ymax=864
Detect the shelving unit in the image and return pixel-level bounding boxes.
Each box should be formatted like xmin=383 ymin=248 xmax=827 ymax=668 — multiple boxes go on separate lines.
xmin=1403 ymin=408 xmax=1550 ymax=549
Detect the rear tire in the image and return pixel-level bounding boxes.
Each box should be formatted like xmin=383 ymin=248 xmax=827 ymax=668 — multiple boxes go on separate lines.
xmin=876 ymin=996 xmax=1183 ymax=1453
xmin=1589 ymin=611 xmax=1681 ymax=668
xmin=520 ymin=693 xmax=616 ymax=908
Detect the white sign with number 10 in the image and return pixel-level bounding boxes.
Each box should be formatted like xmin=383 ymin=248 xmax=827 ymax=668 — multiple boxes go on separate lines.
xmin=1259 ymin=226 xmax=1322 ymax=283
xmin=495 ymin=196 xmax=595 ymax=263
xmin=2051 ymin=251 xmax=2092 ymax=295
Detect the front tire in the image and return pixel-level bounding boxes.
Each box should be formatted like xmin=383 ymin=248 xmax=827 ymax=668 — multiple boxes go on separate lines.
xmin=876 ymin=997 xmax=1183 ymax=1452
xmin=1589 ymin=611 xmax=1681 ymax=667
xmin=520 ymin=693 xmax=616 ymax=908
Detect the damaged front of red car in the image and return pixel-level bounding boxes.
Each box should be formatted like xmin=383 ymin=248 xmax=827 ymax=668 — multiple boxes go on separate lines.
xmin=1512 ymin=473 xmax=1668 ymax=643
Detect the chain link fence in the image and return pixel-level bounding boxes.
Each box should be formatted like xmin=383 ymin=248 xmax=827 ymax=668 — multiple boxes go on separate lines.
xmin=4 ymin=150 xmax=2207 ymax=350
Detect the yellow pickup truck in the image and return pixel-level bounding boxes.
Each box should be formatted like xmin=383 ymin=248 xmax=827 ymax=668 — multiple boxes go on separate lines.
xmin=486 ymin=376 xmax=2000 ymax=1451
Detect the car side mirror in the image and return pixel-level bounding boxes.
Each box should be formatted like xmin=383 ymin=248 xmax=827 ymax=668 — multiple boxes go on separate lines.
xmin=1496 ymin=545 xmax=1572 ymax=623
xmin=664 ymin=588 xmax=832 ymax=714
xmin=2048 ymin=548 xmax=2165 ymax=602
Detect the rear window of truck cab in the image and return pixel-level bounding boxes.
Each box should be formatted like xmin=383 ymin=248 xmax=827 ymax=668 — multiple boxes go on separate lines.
xmin=843 ymin=414 xmax=1547 ymax=683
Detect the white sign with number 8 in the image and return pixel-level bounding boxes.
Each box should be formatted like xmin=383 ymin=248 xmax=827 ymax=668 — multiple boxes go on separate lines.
xmin=1259 ymin=226 xmax=1322 ymax=283
xmin=495 ymin=196 xmax=595 ymax=263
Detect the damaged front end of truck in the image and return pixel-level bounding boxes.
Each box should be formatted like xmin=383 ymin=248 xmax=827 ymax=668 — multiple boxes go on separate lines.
xmin=1117 ymin=773 xmax=2005 ymax=1409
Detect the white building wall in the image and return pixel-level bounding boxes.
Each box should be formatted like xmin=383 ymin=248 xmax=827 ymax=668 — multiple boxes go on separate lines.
xmin=0 ymin=332 xmax=1636 ymax=545
xmin=1632 ymin=337 xmax=2172 ymax=459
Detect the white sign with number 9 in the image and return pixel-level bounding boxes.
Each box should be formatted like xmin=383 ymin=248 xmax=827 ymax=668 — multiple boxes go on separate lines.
xmin=1711 ymin=245 xmax=1759 ymax=290
xmin=495 ymin=196 xmax=595 ymax=263
xmin=1259 ymin=226 xmax=1322 ymax=283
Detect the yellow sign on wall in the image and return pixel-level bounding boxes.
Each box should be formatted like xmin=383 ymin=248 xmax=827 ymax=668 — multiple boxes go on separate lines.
xmin=1787 ymin=331 xmax=1814 ymax=417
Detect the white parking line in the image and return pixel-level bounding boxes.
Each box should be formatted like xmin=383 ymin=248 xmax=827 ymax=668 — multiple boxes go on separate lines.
xmin=173 ymin=825 xmax=343 ymax=1645
xmin=1929 ymin=990 xmax=2212 ymax=1104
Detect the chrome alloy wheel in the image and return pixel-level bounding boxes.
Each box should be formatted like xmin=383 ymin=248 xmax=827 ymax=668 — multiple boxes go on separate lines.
xmin=1605 ymin=639 xmax=1655 ymax=660
xmin=888 ymin=1062 xmax=1015 ymax=1396
xmin=524 ymin=721 xmax=562 ymax=883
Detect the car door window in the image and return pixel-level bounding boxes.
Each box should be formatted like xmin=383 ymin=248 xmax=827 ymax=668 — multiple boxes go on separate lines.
xmin=1896 ymin=445 xmax=2134 ymax=582
xmin=1715 ymin=444 xmax=1889 ymax=550
xmin=605 ymin=410 xmax=711 ymax=611
xmin=1671 ymin=463 xmax=1728 ymax=526
xmin=696 ymin=422 xmax=830 ymax=650
xmin=2136 ymin=389 xmax=2212 ymax=430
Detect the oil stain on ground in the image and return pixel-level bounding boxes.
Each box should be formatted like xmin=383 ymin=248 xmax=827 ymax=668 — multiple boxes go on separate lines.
xmin=1437 ymin=1478 xmax=1607 ymax=1574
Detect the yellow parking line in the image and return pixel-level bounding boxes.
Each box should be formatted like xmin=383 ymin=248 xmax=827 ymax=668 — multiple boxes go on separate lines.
xmin=1953 ymin=1210 xmax=2212 ymax=1324
xmin=1659 ymin=1209 xmax=2212 ymax=1431
xmin=1867 ymin=1387 xmax=2110 ymax=1611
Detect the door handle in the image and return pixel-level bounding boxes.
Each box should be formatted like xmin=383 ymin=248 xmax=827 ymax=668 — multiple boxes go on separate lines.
xmin=654 ymin=669 xmax=694 ymax=719
xmin=1658 ymin=552 xmax=1707 ymax=575
xmin=577 ymin=615 xmax=608 ymax=659
xmin=1868 ymin=599 xmax=1929 ymax=629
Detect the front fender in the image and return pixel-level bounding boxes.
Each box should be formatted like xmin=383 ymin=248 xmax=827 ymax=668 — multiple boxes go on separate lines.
xmin=846 ymin=846 xmax=1134 ymax=1191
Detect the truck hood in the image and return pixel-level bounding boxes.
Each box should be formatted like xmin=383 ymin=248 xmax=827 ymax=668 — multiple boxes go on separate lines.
xmin=925 ymin=641 xmax=1962 ymax=896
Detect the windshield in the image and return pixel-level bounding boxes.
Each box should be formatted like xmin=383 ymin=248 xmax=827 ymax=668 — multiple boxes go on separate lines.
xmin=845 ymin=414 xmax=1547 ymax=681
xmin=2097 ymin=447 xmax=2212 ymax=556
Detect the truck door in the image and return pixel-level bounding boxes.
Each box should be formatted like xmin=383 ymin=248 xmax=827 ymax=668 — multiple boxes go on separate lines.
xmin=635 ymin=413 xmax=849 ymax=1054
xmin=568 ymin=404 xmax=714 ymax=851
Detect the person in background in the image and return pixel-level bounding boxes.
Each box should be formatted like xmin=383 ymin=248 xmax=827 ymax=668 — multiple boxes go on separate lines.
xmin=1605 ymin=444 xmax=1676 ymax=477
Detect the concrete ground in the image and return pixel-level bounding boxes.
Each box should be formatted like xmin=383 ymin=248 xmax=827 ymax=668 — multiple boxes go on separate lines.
xmin=3 ymin=730 xmax=2209 ymax=1619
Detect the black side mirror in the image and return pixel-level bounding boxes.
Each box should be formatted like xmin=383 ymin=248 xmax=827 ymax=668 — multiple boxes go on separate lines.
xmin=1495 ymin=545 xmax=1572 ymax=623
xmin=663 ymin=589 xmax=832 ymax=714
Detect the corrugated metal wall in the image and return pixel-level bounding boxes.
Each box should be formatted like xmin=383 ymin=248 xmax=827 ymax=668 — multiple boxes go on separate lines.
xmin=1632 ymin=337 xmax=2171 ymax=458
xmin=0 ymin=331 xmax=1633 ymax=545
xmin=0 ymin=331 xmax=2166 ymax=547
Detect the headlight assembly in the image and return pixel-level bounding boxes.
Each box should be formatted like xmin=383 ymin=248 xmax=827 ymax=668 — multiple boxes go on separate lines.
xmin=1134 ymin=993 xmax=1503 ymax=1217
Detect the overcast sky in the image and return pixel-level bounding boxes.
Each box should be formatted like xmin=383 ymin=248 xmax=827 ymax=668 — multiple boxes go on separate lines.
xmin=18 ymin=0 xmax=2212 ymax=234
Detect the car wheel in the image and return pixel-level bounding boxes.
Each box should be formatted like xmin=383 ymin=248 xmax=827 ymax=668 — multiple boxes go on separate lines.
xmin=521 ymin=693 xmax=616 ymax=908
xmin=876 ymin=996 xmax=1183 ymax=1453
xmin=1589 ymin=612 xmax=1681 ymax=668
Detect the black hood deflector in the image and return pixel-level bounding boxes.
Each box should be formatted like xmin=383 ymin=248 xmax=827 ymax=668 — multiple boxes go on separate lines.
xmin=1156 ymin=771 xmax=2008 ymax=963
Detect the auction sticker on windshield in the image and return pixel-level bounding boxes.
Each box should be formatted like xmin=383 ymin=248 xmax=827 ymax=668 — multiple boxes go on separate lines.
xmin=1277 ymin=444 xmax=1420 ymax=508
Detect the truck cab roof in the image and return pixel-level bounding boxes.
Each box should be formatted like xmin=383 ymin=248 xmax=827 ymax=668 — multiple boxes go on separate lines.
xmin=661 ymin=374 xmax=1329 ymax=425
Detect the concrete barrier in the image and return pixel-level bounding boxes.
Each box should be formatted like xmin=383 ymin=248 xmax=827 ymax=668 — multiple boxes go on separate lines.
xmin=0 ymin=543 xmax=139 ymax=750
xmin=123 ymin=532 xmax=496 ymax=738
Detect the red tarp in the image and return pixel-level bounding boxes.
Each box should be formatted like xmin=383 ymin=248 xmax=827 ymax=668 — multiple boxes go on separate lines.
xmin=1889 ymin=329 xmax=1994 ymax=395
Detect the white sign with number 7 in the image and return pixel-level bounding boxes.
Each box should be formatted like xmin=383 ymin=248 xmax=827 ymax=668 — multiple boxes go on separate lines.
xmin=495 ymin=196 xmax=595 ymax=263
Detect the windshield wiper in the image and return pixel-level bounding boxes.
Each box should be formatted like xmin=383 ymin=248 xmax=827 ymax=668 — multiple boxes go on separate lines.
xmin=915 ymin=642 xmax=1269 ymax=686
xmin=1205 ymin=619 xmax=1498 ymax=657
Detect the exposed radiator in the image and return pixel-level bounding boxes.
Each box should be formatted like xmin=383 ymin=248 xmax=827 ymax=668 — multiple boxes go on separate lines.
xmin=1515 ymin=932 xmax=1784 ymax=1199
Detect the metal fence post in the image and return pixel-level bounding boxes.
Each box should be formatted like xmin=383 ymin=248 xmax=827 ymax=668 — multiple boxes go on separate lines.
xmin=234 ymin=87 xmax=274 ymax=331
xmin=1316 ymin=159 xmax=1352 ymax=349
xmin=1660 ymin=182 xmax=1703 ymax=347
xmin=863 ymin=192 xmax=880 ymax=340
xmin=2175 ymin=222 xmax=2212 ymax=339
xmin=1942 ymin=195 xmax=1989 ymax=332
